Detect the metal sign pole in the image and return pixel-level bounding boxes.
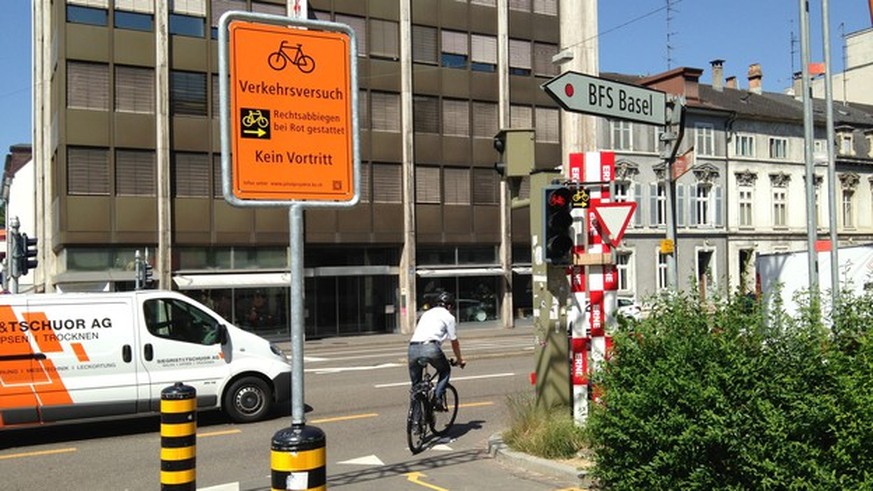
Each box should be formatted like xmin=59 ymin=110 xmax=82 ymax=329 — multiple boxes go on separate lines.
xmin=289 ymin=205 xmax=305 ymax=426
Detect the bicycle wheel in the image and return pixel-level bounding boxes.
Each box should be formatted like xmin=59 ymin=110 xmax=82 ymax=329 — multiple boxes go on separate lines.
xmin=430 ymin=384 xmax=458 ymax=436
xmin=406 ymin=396 xmax=428 ymax=454
xmin=267 ymin=52 xmax=287 ymax=71
xmin=296 ymin=55 xmax=316 ymax=73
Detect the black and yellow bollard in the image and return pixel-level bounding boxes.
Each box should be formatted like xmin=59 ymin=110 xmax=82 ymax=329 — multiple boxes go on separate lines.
xmin=160 ymin=382 xmax=197 ymax=490
xmin=271 ymin=424 xmax=326 ymax=491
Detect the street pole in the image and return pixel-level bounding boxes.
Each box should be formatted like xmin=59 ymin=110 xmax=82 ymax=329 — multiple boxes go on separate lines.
xmin=799 ymin=0 xmax=821 ymax=313
xmin=821 ymin=0 xmax=840 ymax=303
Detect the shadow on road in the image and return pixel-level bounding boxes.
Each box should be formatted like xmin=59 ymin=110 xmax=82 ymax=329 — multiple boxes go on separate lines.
xmin=326 ymin=448 xmax=489 ymax=488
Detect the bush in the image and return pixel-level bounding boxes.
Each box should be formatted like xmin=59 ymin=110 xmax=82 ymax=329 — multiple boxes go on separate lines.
xmin=585 ymin=289 xmax=873 ymax=490
xmin=502 ymin=392 xmax=587 ymax=459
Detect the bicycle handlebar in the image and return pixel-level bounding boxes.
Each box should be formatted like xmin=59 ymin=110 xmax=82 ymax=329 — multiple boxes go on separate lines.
xmin=449 ymin=358 xmax=466 ymax=369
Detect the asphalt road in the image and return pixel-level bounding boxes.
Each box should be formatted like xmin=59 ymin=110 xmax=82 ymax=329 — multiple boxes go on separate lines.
xmin=0 ymin=327 xmax=584 ymax=490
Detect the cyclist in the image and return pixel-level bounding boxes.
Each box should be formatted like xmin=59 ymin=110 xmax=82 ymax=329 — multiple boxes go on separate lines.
xmin=408 ymin=291 xmax=466 ymax=411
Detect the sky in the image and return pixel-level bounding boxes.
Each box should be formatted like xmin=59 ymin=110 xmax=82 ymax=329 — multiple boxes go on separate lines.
xmin=0 ymin=1 xmax=871 ymax=159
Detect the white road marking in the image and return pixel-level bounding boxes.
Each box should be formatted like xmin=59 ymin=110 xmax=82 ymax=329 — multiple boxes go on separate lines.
xmin=337 ymin=455 xmax=385 ymax=466
xmin=373 ymin=372 xmax=516 ymax=388
xmin=197 ymin=484 xmax=239 ymax=491
xmin=305 ymin=362 xmax=402 ymax=374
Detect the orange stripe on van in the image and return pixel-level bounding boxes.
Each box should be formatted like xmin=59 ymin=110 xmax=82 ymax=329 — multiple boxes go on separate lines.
xmin=0 ymin=307 xmax=74 ymax=427
xmin=70 ymin=343 xmax=89 ymax=362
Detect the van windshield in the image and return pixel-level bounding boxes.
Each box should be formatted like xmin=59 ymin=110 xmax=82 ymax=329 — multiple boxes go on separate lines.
xmin=144 ymin=298 xmax=222 ymax=345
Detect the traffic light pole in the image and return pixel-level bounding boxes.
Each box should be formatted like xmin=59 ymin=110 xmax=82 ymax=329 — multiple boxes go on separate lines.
xmin=8 ymin=216 xmax=19 ymax=294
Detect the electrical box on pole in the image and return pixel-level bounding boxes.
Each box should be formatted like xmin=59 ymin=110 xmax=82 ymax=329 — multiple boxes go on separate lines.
xmin=493 ymin=129 xmax=535 ymax=178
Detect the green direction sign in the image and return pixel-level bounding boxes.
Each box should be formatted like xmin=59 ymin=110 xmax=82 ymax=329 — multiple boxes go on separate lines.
xmin=542 ymin=71 xmax=667 ymax=126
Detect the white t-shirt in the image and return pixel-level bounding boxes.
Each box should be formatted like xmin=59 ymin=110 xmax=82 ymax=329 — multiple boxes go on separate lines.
xmin=410 ymin=306 xmax=457 ymax=344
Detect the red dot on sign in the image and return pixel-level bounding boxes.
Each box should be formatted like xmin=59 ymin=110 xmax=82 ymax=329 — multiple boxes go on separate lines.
xmin=565 ymin=84 xmax=574 ymax=97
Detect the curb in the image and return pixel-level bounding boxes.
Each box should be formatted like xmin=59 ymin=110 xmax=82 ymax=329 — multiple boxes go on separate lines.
xmin=487 ymin=433 xmax=593 ymax=488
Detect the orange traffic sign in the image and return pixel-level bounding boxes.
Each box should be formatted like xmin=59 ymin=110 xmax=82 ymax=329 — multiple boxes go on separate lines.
xmin=230 ymin=21 xmax=354 ymax=202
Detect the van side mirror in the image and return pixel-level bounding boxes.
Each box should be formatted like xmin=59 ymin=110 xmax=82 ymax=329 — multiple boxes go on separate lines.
xmin=217 ymin=324 xmax=228 ymax=345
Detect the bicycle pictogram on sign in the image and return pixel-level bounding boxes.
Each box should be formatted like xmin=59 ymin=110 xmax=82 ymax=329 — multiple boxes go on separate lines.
xmin=267 ymin=41 xmax=316 ymax=73
xmin=240 ymin=108 xmax=271 ymax=139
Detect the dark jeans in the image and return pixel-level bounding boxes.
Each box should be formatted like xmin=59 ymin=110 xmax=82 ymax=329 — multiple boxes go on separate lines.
xmin=408 ymin=342 xmax=451 ymax=401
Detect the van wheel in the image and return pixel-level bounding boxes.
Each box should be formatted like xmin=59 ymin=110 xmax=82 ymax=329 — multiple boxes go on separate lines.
xmin=224 ymin=377 xmax=272 ymax=423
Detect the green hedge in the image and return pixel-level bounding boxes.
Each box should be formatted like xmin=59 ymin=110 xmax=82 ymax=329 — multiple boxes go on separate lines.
xmin=585 ymin=290 xmax=873 ymax=490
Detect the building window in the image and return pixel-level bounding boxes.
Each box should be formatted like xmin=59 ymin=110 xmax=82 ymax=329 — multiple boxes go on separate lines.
xmin=739 ymin=188 xmax=752 ymax=227
xmin=358 ymin=163 xmax=371 ymax=203
xmin=657 ymin=251 xmax=669 ymax=291
xmin=773 ymin=189 xmax=787 ymax=227
xmin=442 ymin=99 xmax=470 ymax=137
xmin=416 ymin=166 xmax=441 ymax=204
xmin=610 ymin=120 xmax=633 ymax=151
xmin=473 ymin=168 xmax=499 ymax=205
xmin=769 ymin=137 xmax=788 ymax=159
xmin=211 ymin=0 xmax=245 ymax=39
xmin=412 ymin=25 xmax=438 ymax=64
xmin=212 ymin=155 xmax=223 ymax=198
xmin=116 ymin=66 xmax=154 ymax=114
xmin=695 ymin=123 xmax=715 ymax=156
xmin=373 ymin=164 xmax=402 ymax=203
xmin=67 ymin=5 xmax=108 ymax=26
xmin=115 ymin=10 xmax=153 ymax=31
xmin=170 ymin=71 xmax=207 ymax=116
xmin=116 ymin=150 xmax=156 ymax=196
xmin=67 ymin=61 xmax=109 ymax=111
xmin=510 ymin=0 xmax=532 ymax=11
xmin=470 ymin=34 xmax=497 ymax=72
xmin=510 ymin=104 xmax=532 ymax=128
xmin=509 ymin=39 xmax=532 ymax=76
xmin=169 ymin=13 xmax=206 ymax=37
xmin=692 ymin=184 xmax=711 ymax=226
xmin=441 ymin=30 xmax=468 ymax=69
xmin=250 ymin=1 xmax=284 ymax=15
xmin=67 ymin=147 xmax=110 ymax=196
xmin=370 ymin=19 xmax=399 ymax=59
xmin=735 ymin=134 xmax=755 ymax=157
xmin=444 ymin=168 xmax=471 ymax=205
xmin=371 ymin=92 xmax=401 ymax=132
xmin=615 ymin=251 xmax=632 ymax=292
xmin=838 ymin=132 xmax=854 ymax=156
xmin=535 ymin=107 xmax=559 ymax=143
xmin=174 ymin=153 xmax=210 ymax=198
xmin=472 ymin=102 xmax=498 ymax=139
xmin=533 ymin=0 xmax=558 ymax=15
xmin=650 ymin=183 xmax=667 ymax=227
xmin=842 ymin=189 xmax=855 ymax=229
xmin=413 ymin=96 xmax=439 ymax=134
xmin=336 ymin=15 xmax=367 ymax=56
xmin=532 ymin=43 xmax=558 ymax=77
xmin=358 ymin=89 xmax=369 ymax=130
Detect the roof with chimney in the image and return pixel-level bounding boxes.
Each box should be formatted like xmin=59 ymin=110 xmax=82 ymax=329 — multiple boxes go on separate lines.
xmin=603 ymin=66 xmax=873 ymax=128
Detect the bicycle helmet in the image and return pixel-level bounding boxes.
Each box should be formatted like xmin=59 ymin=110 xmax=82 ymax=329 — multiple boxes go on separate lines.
xmin=436 ymin=291 xmax=455 ymax=308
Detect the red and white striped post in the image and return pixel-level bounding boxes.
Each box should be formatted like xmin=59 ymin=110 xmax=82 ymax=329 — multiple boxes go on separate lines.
xmin=568 ymin=151 xmax=619 ymax=425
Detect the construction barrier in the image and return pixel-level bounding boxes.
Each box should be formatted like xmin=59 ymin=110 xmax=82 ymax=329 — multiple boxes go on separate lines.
xmin=271 ymin=424 xmax=326 ymax=491
xmin=160 ymin=382 xmax=197 ymax=491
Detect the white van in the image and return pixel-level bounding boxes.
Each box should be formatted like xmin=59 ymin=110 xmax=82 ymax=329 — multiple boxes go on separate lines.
xmin=0 ymin=290 xmax=292 ymax=428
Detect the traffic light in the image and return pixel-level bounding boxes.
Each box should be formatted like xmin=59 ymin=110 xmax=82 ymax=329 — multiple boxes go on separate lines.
xmin=18 ymin=234 xmax=38 ymax=276
xmin=543 ymin=186 xmax=574 ymax=265
xmin=144 ymin=260 xmax=153 ymax=285
xmin=493 ymin=129 xmax=535 ymax=178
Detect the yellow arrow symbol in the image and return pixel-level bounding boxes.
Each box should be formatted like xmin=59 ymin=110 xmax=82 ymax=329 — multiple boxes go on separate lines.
xmin=406 ymin=471 xmax=448 ymax=491
xmin=243 ymin=127 xmax=266 ymax=137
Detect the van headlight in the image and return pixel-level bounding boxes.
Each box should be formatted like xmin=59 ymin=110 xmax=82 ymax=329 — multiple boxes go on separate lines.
xmin=270 ymin=343 xmax=289 ymax=361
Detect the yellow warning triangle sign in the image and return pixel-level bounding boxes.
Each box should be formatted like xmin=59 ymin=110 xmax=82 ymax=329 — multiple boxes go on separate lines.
xmin=591 ymin=202 xmax=637 ymax=247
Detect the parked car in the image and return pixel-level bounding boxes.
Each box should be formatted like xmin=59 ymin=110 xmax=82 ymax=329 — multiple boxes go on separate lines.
xmin=616 ymin=296 xmax=643 ymax=321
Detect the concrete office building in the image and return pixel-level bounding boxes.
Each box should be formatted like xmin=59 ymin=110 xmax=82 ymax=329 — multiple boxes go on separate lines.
xmin=32 ymin=0 xmax=565 ymax=338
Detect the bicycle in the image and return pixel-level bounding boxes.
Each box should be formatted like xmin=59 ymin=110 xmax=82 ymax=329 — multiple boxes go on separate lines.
xmin=406 ymin=358 xmax=461 ymax=454
xmin=241 ymin=109 xmax=269 ymax=129
xmin=267 ymin=40 xmax=316 ymax=73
